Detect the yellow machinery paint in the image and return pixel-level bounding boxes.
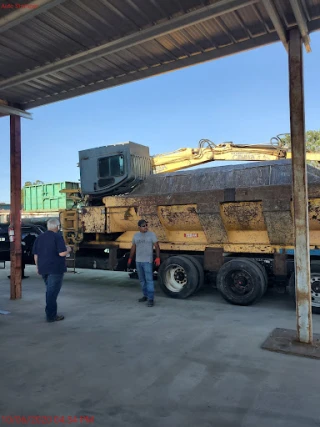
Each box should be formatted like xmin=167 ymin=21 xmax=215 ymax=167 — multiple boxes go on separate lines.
xmin=60 ymin=187 xmax=320 ymax=255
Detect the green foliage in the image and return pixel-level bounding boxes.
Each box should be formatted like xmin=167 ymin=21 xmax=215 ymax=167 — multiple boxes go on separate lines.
xmin=277 ymin=130 xmax=320 ymax=169
xmin=279 ymin=130 xmax=320 ymax=151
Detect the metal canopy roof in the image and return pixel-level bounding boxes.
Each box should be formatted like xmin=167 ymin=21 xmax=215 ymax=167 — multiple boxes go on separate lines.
xmin=0 ymin=0 xmax=320 ymax=115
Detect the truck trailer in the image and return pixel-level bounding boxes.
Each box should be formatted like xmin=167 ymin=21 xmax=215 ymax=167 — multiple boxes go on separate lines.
xmin=59 ymin=139 xmax=320 ymax=311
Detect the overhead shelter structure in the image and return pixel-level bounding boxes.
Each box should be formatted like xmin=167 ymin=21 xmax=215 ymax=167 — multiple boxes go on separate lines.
xmin=1 ymin=0 xmax=320 ymax=345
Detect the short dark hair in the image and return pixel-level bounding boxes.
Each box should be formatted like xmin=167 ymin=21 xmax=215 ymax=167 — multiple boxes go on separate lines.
xmin=138 ymin=220 xmax=147 ymax=227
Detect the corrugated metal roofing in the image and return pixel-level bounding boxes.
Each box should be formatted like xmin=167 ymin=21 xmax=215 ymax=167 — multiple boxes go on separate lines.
xmin=0 ymin=0 xmax=319 ymax=112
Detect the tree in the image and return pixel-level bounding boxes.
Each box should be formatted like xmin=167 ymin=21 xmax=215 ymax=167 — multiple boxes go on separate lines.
xmin=276 ymin=130 xmax=320 ymax=169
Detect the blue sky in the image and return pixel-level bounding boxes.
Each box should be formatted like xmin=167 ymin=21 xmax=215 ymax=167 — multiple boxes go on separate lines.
xmin=0 ymin=31 xmax=320 ymax=202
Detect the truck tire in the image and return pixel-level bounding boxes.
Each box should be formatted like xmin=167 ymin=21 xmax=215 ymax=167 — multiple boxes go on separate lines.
xmin=216 ymin=258 xmax=265 ymax=306
xmin=158 ymin=255 xmax=198 ymax=299
xmin=288 ymin=260 xmax=320 ymax=314
xmin=181 ymin=255 xmax=204 ymax=291
xmin=246 ymin=259 xmax=268 ymax=295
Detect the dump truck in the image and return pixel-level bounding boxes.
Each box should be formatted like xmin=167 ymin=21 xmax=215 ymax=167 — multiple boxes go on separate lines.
xmin=59 ymin=139 xmax=320 ymax=310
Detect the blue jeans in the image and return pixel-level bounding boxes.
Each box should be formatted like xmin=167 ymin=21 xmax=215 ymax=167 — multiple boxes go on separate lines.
xmin=136 ymin=262 xmax=154 ymax=301
xmin=42 ymin=274 xmax=64 ymax=321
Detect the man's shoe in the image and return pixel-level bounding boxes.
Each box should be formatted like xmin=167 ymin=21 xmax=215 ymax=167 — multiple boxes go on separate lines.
xmin=138 ymin=296 xmax=148 ymax=302
xmin=147 ymin=300 xmax=154 ymax=307
xmin=47 ymin=315 xmax=64 ymax=323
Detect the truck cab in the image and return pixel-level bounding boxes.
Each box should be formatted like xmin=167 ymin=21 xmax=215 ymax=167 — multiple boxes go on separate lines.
xmin=79 ymin=142 xmax=152 ymax=198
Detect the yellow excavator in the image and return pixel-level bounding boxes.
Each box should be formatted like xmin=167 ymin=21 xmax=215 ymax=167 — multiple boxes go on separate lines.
xmin=62 ymin=135 xmax=320 ymax=202
xmin=151 ymin=138 xmax=320 ymax=173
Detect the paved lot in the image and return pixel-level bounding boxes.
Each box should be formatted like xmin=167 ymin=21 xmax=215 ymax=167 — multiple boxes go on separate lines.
xmin=0 ymin=264 xmax=320 ymax=427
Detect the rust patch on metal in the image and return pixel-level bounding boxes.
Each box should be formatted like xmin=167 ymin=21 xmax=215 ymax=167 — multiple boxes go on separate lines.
xmin=204 ymin=247 xmax=224 ymax=271
xmin=198 ymin=213 xmax=228 ymax=244
xmin=124 ymin=207 xmax=133 ymax=220
xmin=82 ymin=207 xmax=106 ymax=233
xmin=187 ymin=206 xmax=197 ymax=213
xmin=158 ymin=204 xmax=200 ymax=230
xmin=273 ymin=253 xmax=287 ymax=276
xmin=221 ymin=201 xmax=265 ymax=231
xmin=264 ymin=211 xmax=294 ymax=245
xmin=223 ymin=203 xmax=258 ymax=221
xmin=308 ymin=199 xmax=320 ymax=226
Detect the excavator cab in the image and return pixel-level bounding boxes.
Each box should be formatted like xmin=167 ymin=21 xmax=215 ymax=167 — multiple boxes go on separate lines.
xmin=79 ymin=141 xmax=152 ymax=197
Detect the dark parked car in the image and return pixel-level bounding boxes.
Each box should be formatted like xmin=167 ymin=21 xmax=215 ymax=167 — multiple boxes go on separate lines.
xmin=0 ymin=223 xmax=45 ymax=264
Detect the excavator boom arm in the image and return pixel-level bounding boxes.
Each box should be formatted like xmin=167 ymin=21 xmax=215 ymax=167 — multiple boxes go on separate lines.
xmin=151 ymin=142 xmax=320 ymax=174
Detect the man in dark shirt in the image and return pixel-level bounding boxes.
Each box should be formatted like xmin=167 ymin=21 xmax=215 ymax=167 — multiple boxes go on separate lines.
xmin=33 ymin=218 xmax=71 ymax=322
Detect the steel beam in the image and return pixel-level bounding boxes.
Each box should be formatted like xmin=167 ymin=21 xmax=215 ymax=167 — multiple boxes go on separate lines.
xmin=308 ymin=17 xmax=320 ymax=33
xmin=0 ymin=105 xmax=32 ymax=120
xmin=289 ymin=28 xmax=312 ymax=344
xmin=10 ymin=115 xmax=22 ymax=300
xmin=289 ymin=0 xmax=311 ymax=52
xmin=0 ymin=0 xmax=258 ymax=91
xmin=0 ymin=0 xmax=67 ymax=34
xmin=23 ymin=31 xmax=279 ymax=109
xmin=262 ymin=0 xmax=288 ymax=51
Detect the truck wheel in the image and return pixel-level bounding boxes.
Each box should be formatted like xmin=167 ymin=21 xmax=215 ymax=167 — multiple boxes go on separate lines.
xmin=288 ymin=261 xmax=320 ymax=314
xmin=217 ymin=258 xmax=265 ymax=306
xmin=246 ymin=259 xmax=268 ymax=295
xmin=158 ymin=255 xmax=198 ymax=299
xmin=181 ymin=255 xmax=204 ymax=291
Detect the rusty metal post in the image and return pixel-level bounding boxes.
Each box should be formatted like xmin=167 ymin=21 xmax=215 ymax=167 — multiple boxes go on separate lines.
xmin=10 ymin=114 xmax=22 ymax=299
xmin=289 ymin=28 xmax=312 ymax=344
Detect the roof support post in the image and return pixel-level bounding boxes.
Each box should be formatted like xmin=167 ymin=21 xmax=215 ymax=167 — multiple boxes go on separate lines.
xmin=289 ymin=28 xmax=312 ymax=344
xmin=10 ymin=115 xmax=22 ymax=300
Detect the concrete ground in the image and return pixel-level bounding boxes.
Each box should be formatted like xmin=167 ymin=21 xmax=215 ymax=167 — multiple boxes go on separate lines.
xmin=0 ymin=264 xmax=320 ymax=427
